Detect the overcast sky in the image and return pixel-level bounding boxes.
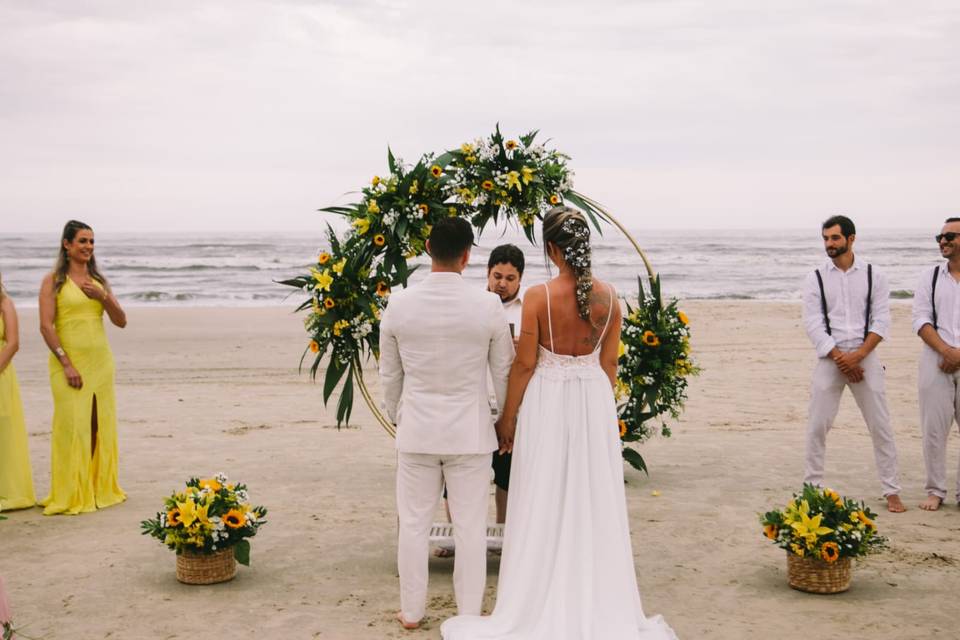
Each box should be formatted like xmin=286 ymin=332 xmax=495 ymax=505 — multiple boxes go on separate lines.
xmin=1 ymin=0 xmax=957 ymax=233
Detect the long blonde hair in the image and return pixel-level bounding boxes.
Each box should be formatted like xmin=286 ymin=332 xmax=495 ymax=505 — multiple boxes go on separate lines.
xmin=53 ymin=220 xmax=108 ymax=292
xmin=542 ymin=206 xmax=593 ymax=321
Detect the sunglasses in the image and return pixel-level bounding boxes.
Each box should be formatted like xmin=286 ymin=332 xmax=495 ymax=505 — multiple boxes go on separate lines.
xmin=937 ymin=232 xmax=960 ymax=243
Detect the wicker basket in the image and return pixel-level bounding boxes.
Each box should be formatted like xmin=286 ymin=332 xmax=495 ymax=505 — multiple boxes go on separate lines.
xmin=176 ymin=548 xmax=237 ymax=585
xmin=786 ymin=551 xmax=851 ymax=594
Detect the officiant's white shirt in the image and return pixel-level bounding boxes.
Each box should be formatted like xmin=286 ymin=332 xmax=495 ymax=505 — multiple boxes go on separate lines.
xmin=380 ymin=272 xmax=514 ymax=454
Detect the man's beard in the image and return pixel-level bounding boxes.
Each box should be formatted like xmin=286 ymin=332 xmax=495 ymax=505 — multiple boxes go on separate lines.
xmin=826 ymin=244 xmax=848 ymax=258
xmin=499 ymin=289 xmax=519 ymax=303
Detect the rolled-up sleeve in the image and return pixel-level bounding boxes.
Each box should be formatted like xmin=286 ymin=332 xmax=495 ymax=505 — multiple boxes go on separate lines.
xmin=487 ymin=299 xmax=514 ymax=412
xmin=912 ymin=267 xmax=935 ymax=335
xmin=802 ymin=270 xmax=836 ymax=358
xmin=867 ymin=270 xmax=890 ymax=340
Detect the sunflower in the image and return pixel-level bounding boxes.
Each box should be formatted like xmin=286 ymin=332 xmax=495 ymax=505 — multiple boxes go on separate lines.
xmin=481 ymin=180 xmax=494 ymax=191
xmin=430 ymin=165 xmax=443 ymax=178
xmin=371 ymin=175 xmax=381 ymax=186
xmin=677 ymin=310 xmax=689 ymax=325
xmin=373 ymin=234 xmax=386 ymax=247
xmin=224 ymin=509 xmax=245 ymax=529
xmin=763 ymin=523 xmax=778 ymax=540
xmin=167 ymin=508 xmax=182 ymax=527
xmin=324 ymin=298 xmax=335 ymax=309
xmin=549 ymin=194 xmax=560 ymax=205
xmin=418 ymin=204 xmax=429 ymax=215
xmin=641 ymin=331 xmax=661 ymax=347
xmin=309 ymin=340 xmax=320 ymax=353
xmin=317 ymin=252 xmax=331 ymax=265
xmin=505 ymin=139 xmax=518 ymax=150
xmin=820 ymin=541 xmax=840 ymax=563
xmin=198 ymin=478 xmax=222 ymax=492
xmin=375 ymin=281 xmax=390 ymax=297
xmin=618 ymin=419 xmax=627 ymax=438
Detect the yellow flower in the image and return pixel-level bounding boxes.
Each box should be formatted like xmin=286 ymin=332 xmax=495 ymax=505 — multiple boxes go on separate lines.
xmin=856 ymin=511 xmax=875 ymax=530
xmin=460 ymin=142 xmax=474 ymax=154
xmin=466 ymin=155 xmax=477 ymax=163
xmin=549 ymin=194 xmax=560 ymax=205
xmin=481 ymin=180 xmax=494 ymax=191
xmin=521 ymin=166 xmax=534 ymax=184
xmin=641 ymin=331 xmax=660 ymax=347
xmin=309 ymin=340 xmax=320 ymax=353
xmin=505 ymin=139 xmax=518 ymax=150
xmin=763 ymin=523 xmax=779 ymax=540
xmin=332 ymin=320 xmax=350 ymax=337
xmin=618 ymin=340 xmax=626 ymax=358
xmin=323 ymin=298 xmax=335 ymax=309
xmin=418 ymin=204 xmax=429 ymax=215
xmin=677 ymin=310 xmax=689 ymax=325
xmin=224 ymin=509 xmax=245 ymax=529
xmin=367 ymin=199 xmax=380 ymax=214
xmin=317 ymin=252 xmax=331 ymax=265
xmin=505 ymin=171 xmax=522 ymax=192
xmin=373 ymin=234 xmax=386 ymax=247
xmin=783 ymin=499 xmax=808 ymax=524
xmin=820 ymin=541 xmax=840 ymax=563
xmin=353 ymin=218 xmax=370 ymax=235
xmin=409 ymin=179 xmax=419 ymax=195
xmin=167 ymin=508 xmax=182 ymax=527
xmin=177 ymin=499 xmax=199 ymax=528
xmin=370 ymin=303 xmax=381 ymax=320
xmin=375 ymin=281 xmax=390 ymax=297
xmin=448 ymin=207 xmax=457 ymax=216
xmin=421 ymin=224 xmax=433 ymax=238
xmin=614 ymin=379 xmax=629 ymax=401
xmin=371 ymin=175 xmax=381 ymax=186
xmin=332 ymin=257 xmax=347 ymax=275
xmin=790 ymin=510 xmax=833 ymax=546
xmin=313 ymin=268 xmax=334 ymax=292
xmin=618 ymin=419 xmax=627 ymax=438
xmin=823 ymin=488 xmax=843 ymax=508
xmin=790 ymin=543 xmax=805 ymax=557
xmin=430 ymin=165 xmax=443 ymax=178
xmin=198 ymin=478 xmax=222 ymax=492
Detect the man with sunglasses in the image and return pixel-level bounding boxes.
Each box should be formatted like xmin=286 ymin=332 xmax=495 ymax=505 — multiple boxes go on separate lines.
xmin=802 ymin=215 xmax=905 ymax=513
xmin=912 ymin=218 xmax=960 ymax=511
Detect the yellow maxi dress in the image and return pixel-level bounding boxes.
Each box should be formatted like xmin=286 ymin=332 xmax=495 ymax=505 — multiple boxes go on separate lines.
xmin=40 ymin=278 xmax=126 ymax=515
xmin=0 ymin=312 xmax=36 ymax=511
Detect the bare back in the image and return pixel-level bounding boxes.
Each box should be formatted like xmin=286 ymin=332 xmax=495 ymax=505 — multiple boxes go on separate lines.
xmin=537 ymin=277 xmax=618 ymax=356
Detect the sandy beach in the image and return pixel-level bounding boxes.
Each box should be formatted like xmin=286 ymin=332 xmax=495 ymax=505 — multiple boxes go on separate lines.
xmin=2 ymin=301 xmax=959 ymax=639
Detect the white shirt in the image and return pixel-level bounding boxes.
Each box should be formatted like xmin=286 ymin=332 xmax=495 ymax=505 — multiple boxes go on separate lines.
xmin=802 ymin=257 xmax=890 ymax=358
xmin=912 ymin=261 xmax=960 ymax=348
xmin=500 ymin=290 xmax=523 ymax=337
xmin=379 ymin=272 xmax=515 ymax=455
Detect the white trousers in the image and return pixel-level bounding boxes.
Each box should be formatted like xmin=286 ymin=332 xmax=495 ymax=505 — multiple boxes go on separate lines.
xmin=804 ymin=350 xmax=901 ymax=496
xmin=918 ymin=346 xmax=960 ymax=501
xmin=396 ymin=451 xmax=491 ymax=623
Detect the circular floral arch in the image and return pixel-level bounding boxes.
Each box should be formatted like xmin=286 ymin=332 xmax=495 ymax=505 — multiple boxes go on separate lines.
xmin=282 ymin=126 xmax=698 ymax=471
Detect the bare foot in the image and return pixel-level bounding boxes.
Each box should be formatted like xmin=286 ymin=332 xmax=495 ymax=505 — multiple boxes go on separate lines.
xmin=397 ymin=612 xmax=420 ymax=630
xmin=434 ymin=545 xmax=455 ymax=558
xmin=886 ymin=494 xmax=907 ymax=513
xmin=919 ymin=494 xmax=943 ymax=511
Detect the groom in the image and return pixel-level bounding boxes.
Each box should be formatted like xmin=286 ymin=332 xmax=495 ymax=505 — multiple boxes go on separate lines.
xmin=379 ymin=217 xmax=514 ymax=629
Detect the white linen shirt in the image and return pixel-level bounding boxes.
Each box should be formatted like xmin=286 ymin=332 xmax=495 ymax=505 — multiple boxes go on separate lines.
xmin=911 ymin=261 xmax=960 ymax=348
xmin=501 ymin=289 xmax=523 ymax=337
xmin=802 ymin=257 xmax=891 ymax=358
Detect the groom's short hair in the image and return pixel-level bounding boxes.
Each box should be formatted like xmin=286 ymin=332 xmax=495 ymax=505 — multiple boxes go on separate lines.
xmin=428 ymin=217 xmax=474 ymax=262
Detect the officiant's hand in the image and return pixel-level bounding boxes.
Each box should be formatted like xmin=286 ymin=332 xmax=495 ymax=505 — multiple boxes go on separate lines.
xmin=496 ymin=416 xmax=516 ymax=454
xmin=844 ymin=366 xmax=864 ymax=384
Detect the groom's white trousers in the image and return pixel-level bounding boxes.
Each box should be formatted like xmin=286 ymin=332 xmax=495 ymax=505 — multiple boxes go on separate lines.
xmin=396 ymin=451 xmax=490 ymax=622
xmin=918 ymin=346 xmax=960 ymax=501
xmin=803 ymin=351 xmax=901 ymax=496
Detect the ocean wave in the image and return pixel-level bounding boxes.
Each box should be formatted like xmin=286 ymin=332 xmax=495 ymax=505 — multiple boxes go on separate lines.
xmin=109 ymin=264 xmax=263 ymax=272
xmin=890 ymin=289 xmax=914 ymax=299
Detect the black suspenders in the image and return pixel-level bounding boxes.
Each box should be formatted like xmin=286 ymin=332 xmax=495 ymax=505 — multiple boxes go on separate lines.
xmin=932 ymin=265 xmax=940 ymax=331
xmin=815 ymin=263 xmax=873 ymax=339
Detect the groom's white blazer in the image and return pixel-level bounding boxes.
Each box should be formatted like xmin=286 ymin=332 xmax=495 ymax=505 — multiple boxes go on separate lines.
xmin=380 ymin=271 xmax=514 ymax=454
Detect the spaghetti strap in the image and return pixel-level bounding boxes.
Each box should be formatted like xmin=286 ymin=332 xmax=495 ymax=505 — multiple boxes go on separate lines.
xmin=544 ymin=282 xmax=555 ymax=352
xmin=593 ymin=283 xmax=615 ymax=353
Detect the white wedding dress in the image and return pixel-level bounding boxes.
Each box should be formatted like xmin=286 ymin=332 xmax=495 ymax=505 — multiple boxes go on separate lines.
xmin=441 ymin=283 xmax=677 ymax=640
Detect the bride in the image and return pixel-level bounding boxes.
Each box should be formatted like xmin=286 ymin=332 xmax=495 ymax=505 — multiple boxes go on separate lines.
xmin=441 ymin=207 xmax=677 ymax=639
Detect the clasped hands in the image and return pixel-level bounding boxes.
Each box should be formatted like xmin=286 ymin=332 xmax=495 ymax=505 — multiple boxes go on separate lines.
xmin=830 ymin=349 xmax=865 ymax=383
xmin=938 ymin=347 xmax=960 ymax=374
xmin=496 ymin=415 xmax=516 ymax=454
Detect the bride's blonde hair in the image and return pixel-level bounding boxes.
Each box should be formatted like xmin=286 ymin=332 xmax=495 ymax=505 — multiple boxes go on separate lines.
xmin=542 ymin=206 xmax=593 ymax=321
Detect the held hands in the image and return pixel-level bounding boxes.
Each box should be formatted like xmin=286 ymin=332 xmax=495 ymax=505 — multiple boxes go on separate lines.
xmin=938 ymin=347 xmax=960 ymax=373
xmin=496 ymin=415 xmax=516 ymax=454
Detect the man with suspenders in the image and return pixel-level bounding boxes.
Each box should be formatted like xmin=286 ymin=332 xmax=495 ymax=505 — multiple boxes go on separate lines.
xmin=802 ymin=215 xmax=906 ymax=513
xmin=912 ymin=217 xmax=960 ymax=511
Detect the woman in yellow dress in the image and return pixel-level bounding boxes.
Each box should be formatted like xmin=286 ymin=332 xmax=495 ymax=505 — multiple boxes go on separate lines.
xmin=0 ymin=272 xmax=37 ymax=511
xmin=38 ymin=220 xmax=127 ymax=515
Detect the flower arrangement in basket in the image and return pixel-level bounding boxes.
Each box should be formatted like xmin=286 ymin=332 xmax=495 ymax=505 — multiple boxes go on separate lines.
xmin=760 ymin=484 xmax=885 ymax=593
xmin=140 ymin=474 xmax=268 ymax=584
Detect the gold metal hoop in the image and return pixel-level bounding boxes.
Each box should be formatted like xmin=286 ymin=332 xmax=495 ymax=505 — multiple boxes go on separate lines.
xmin=357 ymin=204 xmax=656 ymax=438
